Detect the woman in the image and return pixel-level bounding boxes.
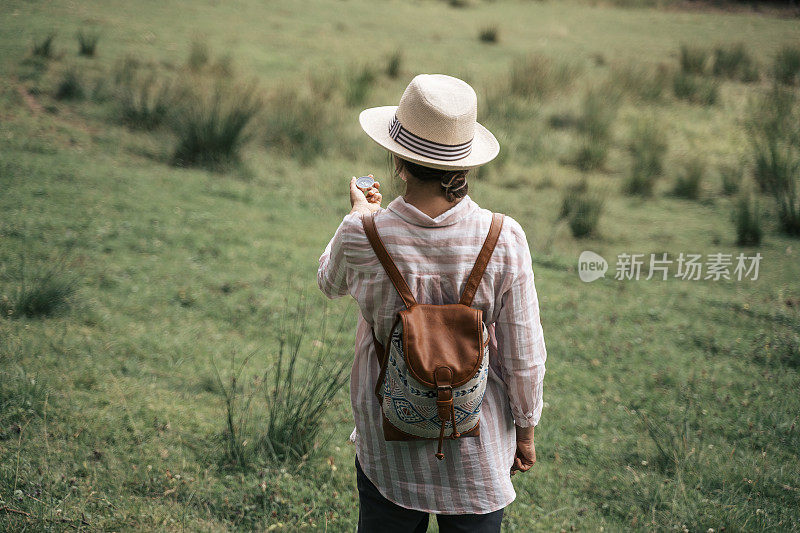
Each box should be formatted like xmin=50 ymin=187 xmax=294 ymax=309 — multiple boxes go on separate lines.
xmin=318 ymin=74 xmax=546 ymax=532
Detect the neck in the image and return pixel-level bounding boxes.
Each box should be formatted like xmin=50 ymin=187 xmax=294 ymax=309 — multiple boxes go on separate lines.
xmin=403 ymin=179 xmax=461 ymax=219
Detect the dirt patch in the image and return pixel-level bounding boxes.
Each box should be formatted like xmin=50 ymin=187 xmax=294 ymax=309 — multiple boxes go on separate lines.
xmin=16 ymin=83 xmax=44 ymax=115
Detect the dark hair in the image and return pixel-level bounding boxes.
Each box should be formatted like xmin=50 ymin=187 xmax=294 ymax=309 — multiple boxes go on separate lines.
xmin=392 ymin=155 xmax=469 ymax=202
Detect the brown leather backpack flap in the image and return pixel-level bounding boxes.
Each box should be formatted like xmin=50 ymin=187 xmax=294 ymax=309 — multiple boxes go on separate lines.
xmin=399 ymin=303 xmax=483 ymax=388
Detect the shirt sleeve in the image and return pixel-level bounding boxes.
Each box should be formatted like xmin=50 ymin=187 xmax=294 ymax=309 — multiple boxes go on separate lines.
xmin=494 ymin=221 xmax=547 ymax=428
xmin=317 ymin=211 xmax=362 ymax=299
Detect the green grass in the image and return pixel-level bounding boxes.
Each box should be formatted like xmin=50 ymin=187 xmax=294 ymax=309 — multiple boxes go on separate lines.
xmin=1 ymin=0 xmax=800 ymax=531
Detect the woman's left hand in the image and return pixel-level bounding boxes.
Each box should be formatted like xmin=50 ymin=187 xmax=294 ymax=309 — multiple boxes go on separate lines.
xmin=349 ymin=175 xmax=383 ymax=215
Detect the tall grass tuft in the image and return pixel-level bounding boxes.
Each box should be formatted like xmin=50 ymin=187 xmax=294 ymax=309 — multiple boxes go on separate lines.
xmin=263 ymin=87 xmax=335 ymax=165
xmin=479 ymin=26 xmax=499 ymax=44
xmin=385 ymin=51 xmax=402 ymax=78
xmin=112 ymin=54 xmax=142 ymax=87
xmin=747 ymin=85 xmax=800 ymax=236
xmin=679 ymin=44 xmax=709 ymax=75
xmin=32 ymin=32 xmax=56 ymax=59
xmin=345 ymin=65 xmax=375 ymax=107
xmin=751 ymin=330 xmax=800 ymax=369
xmin=171 ymin=81 xmax=262 ymax=170
xmin=609 ymin=63 xmax=670 ymax=103
xmin=772 ymin=44 xmax=800 ymax=86
xmin=712 ymin=42 xmax=758 ymax=82
xmin=76 ymin=29 xmax=99 ymax=57
xmin=624 ymin=118 xmax=667 ymax=197
xmin=671 ymin=158 xmax=704 ymax=200
xmin=637 ymin=409 xmax=694 ymax=474
xmin=1 ymin=255 xmax=78 ymax=319
xmin=0 ymin=365 xmax=49 ymax=431
xmin=570 ymin=87 xmax=619 ymax=171
xmin=55 ymin=66 xmax=85 ymax=100
xmin=508 ymin=55 xmax=581 ymax=100
xmin=732 ymin=193 xmax=763 ymax=247
xmin=187 ymin=39 xmax=211 ymax=71
xmin=559 ymin=181 xmax=603 ymax=238
xmin=258 ymin=299 xmax=351 ymax=462
xmin=215 ymin=296 xmax=351 ymax=467
xmin=672 ymin=71 xmax=718 ymax=106
xmin=118 ymin=72 xmax=175 ymax=130
xmin=719 ymin=163 xmax=743 ymax=196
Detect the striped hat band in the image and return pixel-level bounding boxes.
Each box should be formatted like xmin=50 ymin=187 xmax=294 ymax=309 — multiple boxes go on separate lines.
xmin=388 ymin=114 xmax=473 ymax=161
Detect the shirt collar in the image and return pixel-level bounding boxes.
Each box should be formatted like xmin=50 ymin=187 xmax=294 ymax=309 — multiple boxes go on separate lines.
xmin=386 ymin=194 xmax=477 ymax=227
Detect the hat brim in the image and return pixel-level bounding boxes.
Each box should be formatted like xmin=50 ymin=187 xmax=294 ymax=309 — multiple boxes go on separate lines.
xmin=359 ymin=106 xmax=500 ymax=171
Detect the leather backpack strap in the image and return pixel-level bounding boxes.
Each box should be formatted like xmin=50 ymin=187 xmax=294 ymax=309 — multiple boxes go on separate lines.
xmin=459 ymin=213 xmax=505 ymax=307
xmin=362 ymin=211 xmax=417 ymax=309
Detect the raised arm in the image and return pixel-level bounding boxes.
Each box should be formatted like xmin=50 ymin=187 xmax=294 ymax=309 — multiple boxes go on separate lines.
xmin=317 ymin=213 xmax=357 ymax=299
xmin=317 ymin=177 xmax=383 ymax=299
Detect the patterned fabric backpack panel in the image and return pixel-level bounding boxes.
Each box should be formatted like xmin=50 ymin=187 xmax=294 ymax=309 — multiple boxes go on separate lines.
xmin=382 ymin=321 xmax=490 ymax=438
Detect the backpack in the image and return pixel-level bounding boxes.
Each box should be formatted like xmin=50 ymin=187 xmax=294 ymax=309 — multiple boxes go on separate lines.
xmin=362 ymin=210 xmax=505 ymax=460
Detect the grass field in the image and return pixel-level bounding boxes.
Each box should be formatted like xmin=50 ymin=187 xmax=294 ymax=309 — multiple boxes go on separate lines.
xmin=2 ymin=0 xmax=800 ymax=530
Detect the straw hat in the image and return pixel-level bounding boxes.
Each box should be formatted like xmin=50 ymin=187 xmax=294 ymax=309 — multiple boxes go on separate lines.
xmin=359 ymin=74 xmax=499 ymax=170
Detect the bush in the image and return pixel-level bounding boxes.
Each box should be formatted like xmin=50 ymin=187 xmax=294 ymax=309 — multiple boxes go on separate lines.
xmin=76 ymin=29 xmax=99 ymax=57
xmin=508 ymin=55 xmax=580 ymax=100
xmin=712 ymin=42 xmax=758 ymax=82
xmin=385 ymin=51 xmax=402 ymax=78
xmin=732 ymin=193 xmax=763 ymax=247
xmin=31 ymin=32 xmax=56 ymax=59
xmin=263 ymin=87 xmax=335 ymax=165
xmin=719 ymin=163 xmax=743 ymax=196
xmin=0 ymin=255 xmax=78 ymax=319
xmin=671 ymin=158 xmax=704 ymax=200
xmin=216 ymin=297 xmax=351 ymax=466
xmin=171 ymin=81 xmax=262 ymax=170
xmin=679 ymin=44 xmax=709 ymax=75
xmin=118 ymin=72 xmax=174 ymax=130
xmin=55 ymin=66 xmax=84 ymax=100
xmin=479 ymin=26 xmax=499 ymax=43
xmin=345 ymin=65 xmax=375 ymax=107
xmin=624 ymin=118 xmax=667 ymax=196
xmin=672 ymin=71 xmax=718 ymax=106
xmin=772 ymin=44 xmax=800 ymax=86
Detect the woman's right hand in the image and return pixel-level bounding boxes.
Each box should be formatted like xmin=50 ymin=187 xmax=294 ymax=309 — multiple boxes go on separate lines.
xmin=511 ymin=425 xmax=536 ymax=476
xmin=349 ymin=176 xmax=382 ymax=216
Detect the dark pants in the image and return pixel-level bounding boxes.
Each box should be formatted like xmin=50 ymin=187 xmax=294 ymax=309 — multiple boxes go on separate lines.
xmin=355 ymin=455 xmax=504 ymax=533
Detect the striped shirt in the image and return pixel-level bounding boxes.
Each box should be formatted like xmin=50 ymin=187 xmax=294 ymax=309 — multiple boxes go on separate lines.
xmin=317 ymin=194 xmax=547 ymax=515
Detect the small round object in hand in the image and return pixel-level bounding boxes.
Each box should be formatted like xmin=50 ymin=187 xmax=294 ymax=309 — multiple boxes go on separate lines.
xmin=356 ymin=176 xmax=375 ymax=193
